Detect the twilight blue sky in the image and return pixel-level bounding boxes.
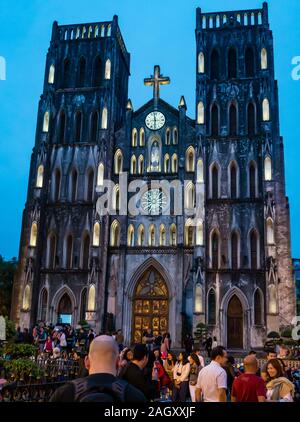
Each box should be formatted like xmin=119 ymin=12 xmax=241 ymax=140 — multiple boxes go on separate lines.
xmin=0 ymin=0 xmax=299 ymax=260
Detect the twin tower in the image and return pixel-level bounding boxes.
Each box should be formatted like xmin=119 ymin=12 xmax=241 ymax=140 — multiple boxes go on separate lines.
xmin=11 ymin=3 xmax=295 ymax=349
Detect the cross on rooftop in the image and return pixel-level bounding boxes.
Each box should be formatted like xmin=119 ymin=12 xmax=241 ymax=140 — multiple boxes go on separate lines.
xmin=144 ymin=65 xmax=170 ymax=99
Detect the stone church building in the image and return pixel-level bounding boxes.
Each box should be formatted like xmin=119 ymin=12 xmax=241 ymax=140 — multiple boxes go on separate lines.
xmin=11 ymin=3 xmax=296 ymax=349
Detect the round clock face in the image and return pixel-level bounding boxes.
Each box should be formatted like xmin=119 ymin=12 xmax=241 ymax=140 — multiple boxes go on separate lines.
xmin=141 ymin=189 xmax=167 ymax=214
xmin=145 ymin=111 xmax=166 ymax=130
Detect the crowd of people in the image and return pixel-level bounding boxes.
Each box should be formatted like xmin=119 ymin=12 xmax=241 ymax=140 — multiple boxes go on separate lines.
xmin=2 ymin=324 xmax=299 ymax=402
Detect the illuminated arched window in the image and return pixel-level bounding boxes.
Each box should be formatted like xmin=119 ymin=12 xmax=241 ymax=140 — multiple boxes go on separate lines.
xmin=185 ymin=182 xmax=195 ymax=210
xmin=105 ymin=59 xmax=111 ymax=79
xmin=30 ymin=222 xmax=38 ymax=247
xmin=93 ymin=222 xmax=101 ymax=247
xmin=173 ymin=127 xmax=178 ymax=145
xmin=170 ymin=224 xmax=177 ymax=246
xmin=138 ymin=155 xmax=144 ymax=174
xmin=264 ymin=156 xmax=272 ymax=181
xmin=23 ymin=285 xmax=31 ymax=311
xmin=261 ymin=48 xmax=268 ymax=70
xmin=198 ymin=52 xmax=205 ymax=74
xmin=36 ymin=165 xmax=44 ymax=188
xmin=101 ymin=107 xmax=108 ymax=129
xmin=172 ymin=154 xmax=178 ymax=173
xmin=138 ymin=224 xmax=145 ymax=246
xmin=43 ymin=111 xmax=49 ymax=132
xmin=149 ymin=224 xmax=155 ymax=246
xmin=139 ymin=128 xmax=145 ymax=146
xmin=268 ymin=285 xmax=277 ymax=314
xmin=110 ymin=220 xmax=120 ymax=246
xmin=88 ymin=285 xmax=96 ymax=311
xmin=262 ymin=98 xmax=270 ymax=121
xmin=267 ymin=218 xmax=275 ymax=245
xmin=164 ymin=154 xmax=170 ymax=173
xmin=195 ymin=284 xmax=203 ymax=313
xmin=185 ymin=220 xmax=194 ymax=246
xmin=114 ymin=149 xmax=123 ymax=174
xmin=196 ymin=220 xmax=204 ymax=246
xmin=186 ymin=146 xmax=195 ymax=172
xmin=132 ymin=128 xmax=138 ymax=147
xmin=131 ymin=155 xmax=137 ymax=174
xmin=48 ymin=64 xmax=55 ymax=84
xmin=197 ymin=101 xmax=205 ymax=124
xmin=127 ymin=224 xmax=135 ymax=246
xmin=97 ymin=163 xmax=104 ymax=187
xmin=107 ymin=24 xmax=112 ymax=37
xmin=197 ymin=159 xmax=204 ymax=183
xmin=165 ymin=128 xmax=170 ymax=145
xmin=159 ymin=224 xmax=166 ymax=246
xmin=113 ymin=184 xmax=120 ymax=211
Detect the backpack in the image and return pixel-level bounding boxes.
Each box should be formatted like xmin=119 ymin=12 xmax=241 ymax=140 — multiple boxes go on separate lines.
xmin=71 ymin=377 xmax=128 ymax=402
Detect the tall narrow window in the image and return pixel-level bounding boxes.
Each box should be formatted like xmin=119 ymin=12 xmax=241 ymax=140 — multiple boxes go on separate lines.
xmin=197 ymin=159 xmax=204 ymax=183
xmin=43 ymin=112 xmax=49 ymax=132
xmin=77 ymin=57 xmax=86 ymax=87
xmin=229 ymin=103 xmax=237 ymax=136
xmin=247 ymin=103 xmax=256 ymax=136
xmin=250 ymin=230 xmax=258 ymax=269
xmin=74 ymin=111 xmax=82 ymax=142
xmin=93 ymin=222 xmax=100 ymax=247
xmin=186 ymin=147 xmax=195 ymax=172
xmin=90 ymin=111 xmax=98 ymax=142
xmin=254 ymin=289 xmax=263 ymax=325
xmin=208 ymin=289 xmax=216 ymax=324
xmin=58 ymin=111 xmax=66 ymax=144
xmin=127 ymin=225 xmax=134 ymax=246
xmin=36 ymin=165 xmax=44 ymax=188
xmin=231 ymin=232 xmax=238 ymax=269
xmin=261 ymin=48 xmax=268 ymax=70
xmin=185 ymin=220 xmax=194 ymax=246
xmin=195 ymin=284 xmax=203 ymax=313
xmin=249 ymin=162 xmax=256 ymax=199
xmin=101 ymin=107 xmax=108 ymax=129
xmin=82 ymin=234 xmax=90 ymax=269
xmin=164 ymin=154 xmax=170 ymax=173
xmin=196 ymin=221 xmax=204 ymax=246
xmin=267 ymin=218 xmax=275 ymax=245
xmin=132 ymin=128 xmax=137 ymax=147
xmin=149 ymin=225 xmax=155 ymax=246
xmin=211 ymin=231 xmax=219 ymax=269
xmin=160 ymin=225 xmax=166 ymax=246
xmin=23 ymin=285 xmax=31 ymax=311
xmin=245 ymin=47 xmax=255 ymax=77
xmin=211 ymin=104 xmax=219 ymax=136
xmin=264 ymin=156 xmax=272 ymax=181
xmin=30 ymin=222 xmax=38 ymax=247
xmin=173 ymin=127 xmax=178 ymax=145
xmin=110 ymin=220 xmax=120 ymax=246
xmin=210 ymin=49 xmax=219 ymax=79
xmin=113 ymin=185 xmax=120 ymax=211
xmin=66 ymin=235 xmax=73 ymax=269
xmin=71 ymin=170 xmax=78 ymax=202
xmin=170 ymin=224 xmax=177 ymax=246
xmin=114 ymin=150 xmax=123 ymax=174
xmin=88 ymin=285 xmax=96 ymax=311
xmin=97 ymin=163 xmax=104 ymax=187
xmin=131 ymin=155 xmax=137 ymax=174
xmin=47 ymin=234 xmax=56 ymax=269
xmin=165 ymin=128 xmax=170 ymax=145
xmin=138 ymin=155 xmax=144 ymax=174
xmin=198 ymin=52 xmax=205 ymax=73
xmin=212 ymin=165 xmax=219 ymax=199
xmin=104 ymin=59 xmax=111 ymax=80
xmin=262 ymin=98 xmax=270 ymax=121
xmin=172 ymin=154 xmax=178 ymax=173
xmin=140 ymin=128 xmax=145 ymax=146
xmin=93 ymin=56 xmax=102 ymax=86
xmin=185 ymin=183 xmax=195 ymax=210
xmin=87 ymin=170 xmax=94 ymax=201
xmin=228 ymin=47 xmax=237 ymax=78
xmin=197 ymin=102 xmax=205 ymax=124
xmin=138 ymin=225 xmax=145 ymax=246
xmin=48 ymin=64 xmax=55 ymax=84
xmin=230 ymin=163 xmax=238 ymax=199
xmin=63 ymin=59 xmax=71 ymax=88
xmin=54 ymin=169 xmax=61 ymax=201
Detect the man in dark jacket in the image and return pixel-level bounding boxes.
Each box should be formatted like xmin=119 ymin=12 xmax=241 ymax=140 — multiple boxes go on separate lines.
xmin=120 ymin=344 xmax=158 ymax=400
xmin=50 ymin=336 xmax=146 ymax=402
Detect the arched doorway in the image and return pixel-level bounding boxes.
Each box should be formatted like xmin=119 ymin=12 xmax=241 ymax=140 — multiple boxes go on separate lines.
xmin=58 ymin=293 xmax=73 ymax=325
xmin=132 ymin=267 xmax=169 ymax=344
xmin=227 ymin=295 xmax=243 ymax=349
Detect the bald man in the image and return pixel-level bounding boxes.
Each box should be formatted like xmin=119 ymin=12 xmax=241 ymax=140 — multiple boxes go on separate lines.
xmin=231 ymin=355 xmax=266 ymax=402
xmin=50 ymin=335 xmax=146 ymax=402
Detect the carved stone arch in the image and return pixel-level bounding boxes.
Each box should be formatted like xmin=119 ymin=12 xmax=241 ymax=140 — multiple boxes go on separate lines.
xmin=51 ymin=285 xmax=77 ymax=324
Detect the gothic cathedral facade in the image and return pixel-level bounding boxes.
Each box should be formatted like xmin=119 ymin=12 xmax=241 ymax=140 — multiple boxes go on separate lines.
xmin=11 ymin=4 xmax=296 ymax=349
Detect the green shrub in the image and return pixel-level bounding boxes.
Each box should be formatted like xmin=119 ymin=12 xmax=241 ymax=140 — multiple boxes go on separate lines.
xmin=4 ymin=358 xmax=44 ymax=381
xmin=280 ymin=327 xmax=292 ymax=338
xmin=4 ymin=343 xmax=37 ymax=359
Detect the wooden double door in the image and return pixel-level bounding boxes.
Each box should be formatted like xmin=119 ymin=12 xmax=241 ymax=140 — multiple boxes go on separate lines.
xmin=227 ymin=295 xmax=243 ymax=349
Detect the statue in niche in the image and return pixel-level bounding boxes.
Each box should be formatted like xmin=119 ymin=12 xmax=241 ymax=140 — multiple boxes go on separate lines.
xmin=150 ymin=141 xmax=160 ymax=171
xmin=266 ymin=256 xmax=277 ymax=285
xmin=265 ymin=191 xmax=276 ymax=220
xmin=25 ymin=258 xmax=34 ymax=283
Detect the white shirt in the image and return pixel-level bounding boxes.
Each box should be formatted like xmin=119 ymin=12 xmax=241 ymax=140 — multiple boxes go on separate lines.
xmin=196 ymin=360 xmax=227 ymax=402
xmin=173 ymin=362 xmax=191 ymax=382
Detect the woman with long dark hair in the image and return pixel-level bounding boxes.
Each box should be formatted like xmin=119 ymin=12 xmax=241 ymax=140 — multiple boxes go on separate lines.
xmin=266 ymin=358 xmax=294 ymax=402
xmin=189 ymin=353 xmax=201 ymax=402
xmin=172 ymin=352 xmax=190 ymax=402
